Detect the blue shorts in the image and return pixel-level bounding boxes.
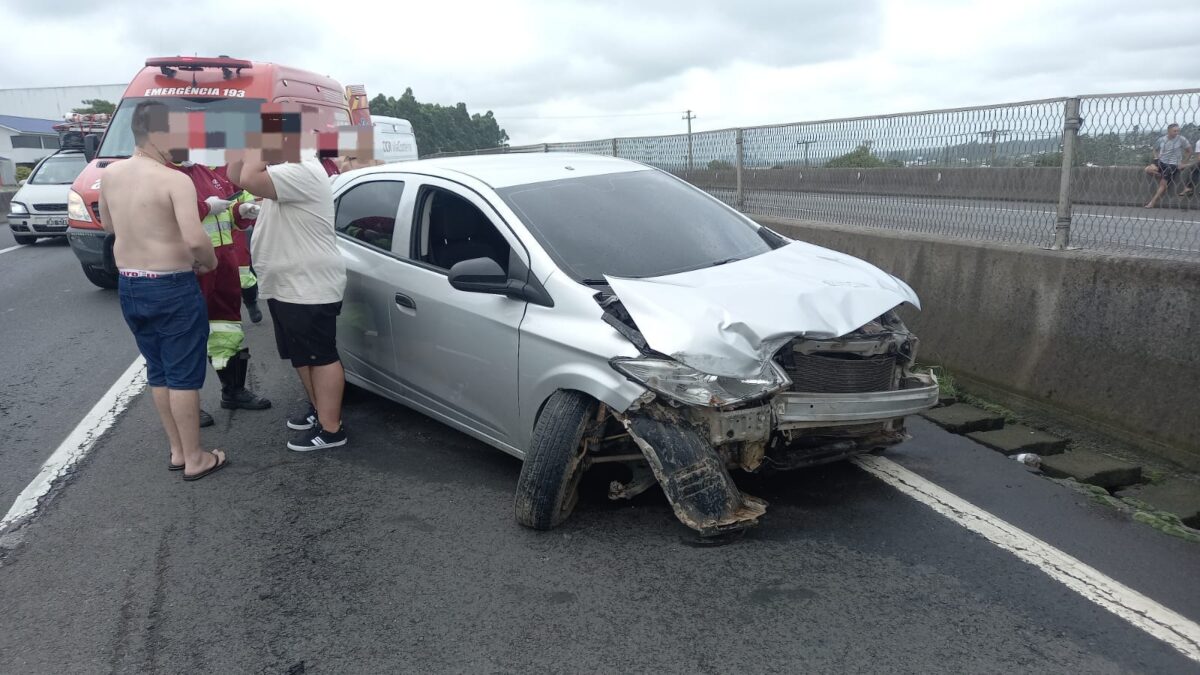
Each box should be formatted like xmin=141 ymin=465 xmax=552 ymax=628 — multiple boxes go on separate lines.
xmin=118 ymin=271 xmax=209 ymax=390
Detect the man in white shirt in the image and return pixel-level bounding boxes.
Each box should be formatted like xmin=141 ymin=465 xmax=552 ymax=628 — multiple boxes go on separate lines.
xmin=1143 ymin=123 xmax=1192 ymax=208
xmin=228 ymin=106 xmax=349 ymax=451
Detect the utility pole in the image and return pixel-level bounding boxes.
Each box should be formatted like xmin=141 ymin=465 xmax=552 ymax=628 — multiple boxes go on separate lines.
xmin=979 ymin=128 xmax=1012 ymax=166
xmin=683 ymin=109 xmax=696 ymax=171
xmin=796 ymin=138 xmax=816 ymax=167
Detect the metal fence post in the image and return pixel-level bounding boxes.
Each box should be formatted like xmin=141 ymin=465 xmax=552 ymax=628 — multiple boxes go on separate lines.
xmin=612 ymin=138 xmax=619 ymax=157
xmin=735 ymin=128 xmax=745 ymax=211
xmin=1054 ymin=97 xmax=1082 ymax=250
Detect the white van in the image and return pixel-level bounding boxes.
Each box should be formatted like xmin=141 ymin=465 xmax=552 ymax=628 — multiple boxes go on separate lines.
xmin=371 ymin=115 xmax=419 ymax=163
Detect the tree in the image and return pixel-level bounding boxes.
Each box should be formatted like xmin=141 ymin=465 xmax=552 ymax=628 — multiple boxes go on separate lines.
xmin=369 ymin=88 xmax=509 ymax=157
xmin=824 ymin=144 xmax=901 ymax=168
xmin=72 ymin=99 xmax=116 ymax=115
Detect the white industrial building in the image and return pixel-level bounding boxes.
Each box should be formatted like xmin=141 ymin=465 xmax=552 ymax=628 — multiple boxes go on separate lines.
xmin=0 ymin=115 xmax=61 ymax=186
xmin=0 ymin=85 xmax=126 ymax=185
xmin=0 ymin=84 xmax=127 ymax=120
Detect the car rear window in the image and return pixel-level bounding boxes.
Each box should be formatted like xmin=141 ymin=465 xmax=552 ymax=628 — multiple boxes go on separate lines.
xmin=497 ymin=170 xmax=771 ymax=281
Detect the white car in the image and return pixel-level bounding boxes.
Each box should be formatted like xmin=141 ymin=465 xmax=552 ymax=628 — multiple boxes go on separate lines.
xmin=332 ymin=154 xmax=938 ymax=536
xmin=8 ymin=150 xmax=88 ymax=245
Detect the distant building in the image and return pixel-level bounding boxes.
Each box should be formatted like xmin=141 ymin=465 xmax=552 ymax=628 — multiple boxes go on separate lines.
xmin=0 ymin=114 xmax=62 ymax=185
xmin=0 ymin=84 xmax=126 ymax=120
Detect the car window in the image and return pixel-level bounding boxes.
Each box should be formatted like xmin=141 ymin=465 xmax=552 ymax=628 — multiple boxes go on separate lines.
xmin=335 ymin=180 xmax=404 ymax=253
xmin=412 ymin=187 xmax=511 ymax=273
xmin=497 ymin=170 xmax=771 ymax=280
xmin=30 ymin=154 xmax=87 ymax=185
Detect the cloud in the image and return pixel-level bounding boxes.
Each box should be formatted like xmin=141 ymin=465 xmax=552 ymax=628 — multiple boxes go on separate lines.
xmin=0 ymin=0 xmax=1196 ymax=145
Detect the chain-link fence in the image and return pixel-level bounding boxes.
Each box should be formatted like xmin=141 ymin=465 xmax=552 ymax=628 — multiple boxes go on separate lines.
xmin=425 ymin=89 xmax=1200 ymax=261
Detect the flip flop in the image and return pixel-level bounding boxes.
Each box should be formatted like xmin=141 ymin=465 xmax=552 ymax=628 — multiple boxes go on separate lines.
xmin=182 ymin=451 xmax=230 ymax=481
xmin=168 ymin=463 xmax=185 ymax=471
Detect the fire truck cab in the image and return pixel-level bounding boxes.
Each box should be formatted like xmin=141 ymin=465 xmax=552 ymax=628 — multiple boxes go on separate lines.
xmin=66 ymin=56 xmax=352 ymax=288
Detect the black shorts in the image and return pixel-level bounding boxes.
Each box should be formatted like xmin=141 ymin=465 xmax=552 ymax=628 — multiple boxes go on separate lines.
xmin=1154 ymin=160 xmax=1180 ymax=182
xmin=267 ymin=299 xmax=342 ymax=368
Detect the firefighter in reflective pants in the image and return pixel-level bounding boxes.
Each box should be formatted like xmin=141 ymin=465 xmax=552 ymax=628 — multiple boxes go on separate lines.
xmin=177 ymin=162 xmax=271 ymax=426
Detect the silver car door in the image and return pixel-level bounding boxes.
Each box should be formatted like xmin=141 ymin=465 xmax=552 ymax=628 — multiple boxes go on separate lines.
xmin=388 ymin=176 xmax=527 ymax=448
xmin=334 ymin=174 xmax=413 ymax=399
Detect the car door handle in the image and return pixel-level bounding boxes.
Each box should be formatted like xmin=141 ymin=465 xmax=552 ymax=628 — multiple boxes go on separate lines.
xmin=395 ymin=293 xmax=416 ymax=310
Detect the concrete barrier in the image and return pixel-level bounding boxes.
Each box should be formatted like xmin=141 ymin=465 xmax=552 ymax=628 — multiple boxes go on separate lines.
xmin=683 ymin=166 xmax=1199 ymax=208
xmin=755 ymin=215 xmax=1200 ymax=469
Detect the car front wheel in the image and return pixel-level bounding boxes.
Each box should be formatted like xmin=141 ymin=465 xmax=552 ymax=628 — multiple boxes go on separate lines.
xmin=514 ymin=390 xmax=600 ymax=530
xmin=81 ymin=263 xmax=118 ymax=289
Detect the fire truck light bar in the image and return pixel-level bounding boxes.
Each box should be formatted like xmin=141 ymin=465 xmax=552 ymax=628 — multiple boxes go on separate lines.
xmin=146 ymin=56 xmax=252 ymax=80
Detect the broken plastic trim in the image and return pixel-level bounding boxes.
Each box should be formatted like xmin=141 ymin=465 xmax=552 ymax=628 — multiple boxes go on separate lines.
xmin=618 ymin=409 xmax=766 ymax=536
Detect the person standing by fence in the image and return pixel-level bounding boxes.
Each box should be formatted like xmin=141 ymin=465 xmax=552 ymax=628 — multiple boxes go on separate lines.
xmin=1143 ymin=123 xmax=1192 ymax=208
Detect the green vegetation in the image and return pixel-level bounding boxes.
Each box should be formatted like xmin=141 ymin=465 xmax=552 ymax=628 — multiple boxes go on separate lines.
xmin=72 ymin=99 xmax=116 ymax=115
xmin=707 ymin=159 xmax=734 ymax=171
xmin=15 ymin=166 xmax=31 ymax=182
xmin=369 ymin=88 xmax=509 ymax=157
xmin=825 ymin=144 xmax=903 ymax=168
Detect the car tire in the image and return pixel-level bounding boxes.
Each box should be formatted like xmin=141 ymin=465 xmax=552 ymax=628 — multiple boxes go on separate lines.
xmin=81 ymin=263 xmax=118 ymax=289
xmin=514 ymin=389 xmax=600 ymax=531
xmin=13 ymin=234 xmax=37 ymax=245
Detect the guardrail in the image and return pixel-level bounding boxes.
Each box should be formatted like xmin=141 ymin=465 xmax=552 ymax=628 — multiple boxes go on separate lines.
xmin=429 ymin=89 xmax=1200 ymax=260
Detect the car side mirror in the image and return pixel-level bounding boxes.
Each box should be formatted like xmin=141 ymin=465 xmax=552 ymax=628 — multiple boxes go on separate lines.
xmin=448 ymin=257 xmax=510 ymax=295
xmin=83 ymin=134 xmax=100 ymax=162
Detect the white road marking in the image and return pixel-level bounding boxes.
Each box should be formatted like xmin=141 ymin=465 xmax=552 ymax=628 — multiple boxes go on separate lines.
xmin=0 ymin=357 xmax=146 ymax=543
xmin=853 ymin=454 xmax=1200 ymax=664
xmin=0 ymin=245 xmax=22 ymax=255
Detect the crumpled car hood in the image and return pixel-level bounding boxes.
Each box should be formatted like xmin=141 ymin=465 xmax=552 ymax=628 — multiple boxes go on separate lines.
xmin=604 ymin=241 xmax=920 ymax=379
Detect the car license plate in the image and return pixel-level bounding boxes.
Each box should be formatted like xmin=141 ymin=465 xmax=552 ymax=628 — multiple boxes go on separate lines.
xmin=47 ymin=217 xmax=67 ymax=226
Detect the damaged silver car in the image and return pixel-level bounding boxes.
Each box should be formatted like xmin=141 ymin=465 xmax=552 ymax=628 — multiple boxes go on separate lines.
xmin=332 ymin=154 xmax=938 ymax=536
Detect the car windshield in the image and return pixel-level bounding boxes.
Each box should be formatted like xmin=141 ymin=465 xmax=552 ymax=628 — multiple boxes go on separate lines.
xmin=29 ymin=153 xmax=87 ymax=184
xmin=97 ymin=96 xmax=266 ymax=158
xmin=497 ymin=170 xmax=772 ymax=280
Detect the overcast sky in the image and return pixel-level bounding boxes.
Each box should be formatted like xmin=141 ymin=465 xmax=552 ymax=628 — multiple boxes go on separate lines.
xmin=1 ymin=0 xmax=1196 ymax=144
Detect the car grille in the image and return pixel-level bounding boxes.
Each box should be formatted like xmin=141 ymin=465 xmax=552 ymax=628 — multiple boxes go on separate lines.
xmin=34 ymin=203 xmax=68 ymax=213
xmin=782 ymin=352 xmax=896 ymax=393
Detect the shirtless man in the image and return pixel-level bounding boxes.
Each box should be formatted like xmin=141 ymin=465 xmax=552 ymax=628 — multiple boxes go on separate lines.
xmin=98 ymin=100 xmax=230 ymax=480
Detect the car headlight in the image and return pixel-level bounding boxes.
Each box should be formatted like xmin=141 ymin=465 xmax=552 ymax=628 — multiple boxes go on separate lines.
xmin=611 ymin=357 xmax=791 ymax=408
xmin=9 ymin=201 xmax=28 ymax=215
xmin=67 ymin=189 xmax=91 ymax=222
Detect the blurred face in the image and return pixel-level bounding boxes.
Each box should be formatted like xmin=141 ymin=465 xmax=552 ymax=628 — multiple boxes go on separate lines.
xmin=141 ymin=110 xmax=189 ymax=163
xmin=1168 ymin=126 xmax=1180 ymax=138
xmin=252 ymin=104 xmax=319 ymax=164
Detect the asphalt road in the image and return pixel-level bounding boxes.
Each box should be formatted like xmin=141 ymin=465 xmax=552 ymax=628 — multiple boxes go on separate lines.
xmin=1 ymin=229 xmax=1198 ymax=673
xmin=705 ymin=189 xmax=1200 ymax=260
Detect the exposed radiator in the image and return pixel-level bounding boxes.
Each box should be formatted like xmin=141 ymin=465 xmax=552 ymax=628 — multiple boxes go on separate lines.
xmin=782 ymin=352 xmax=896 ymax=393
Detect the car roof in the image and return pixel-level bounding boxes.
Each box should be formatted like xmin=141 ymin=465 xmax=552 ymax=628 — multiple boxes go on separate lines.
xmin=346 ymin=153 xmax=652 ymax=189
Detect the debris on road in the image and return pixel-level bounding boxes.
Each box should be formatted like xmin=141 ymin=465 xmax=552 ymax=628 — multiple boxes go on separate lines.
xmin=1013 ymin=453 xmax=1042 ymax=468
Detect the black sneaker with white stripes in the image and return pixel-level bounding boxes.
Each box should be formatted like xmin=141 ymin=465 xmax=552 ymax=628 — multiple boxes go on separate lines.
xmin=287 ymin=424 xmax=347 ymax=452
xmin=286 ymin=403 xmax=317 ymax=431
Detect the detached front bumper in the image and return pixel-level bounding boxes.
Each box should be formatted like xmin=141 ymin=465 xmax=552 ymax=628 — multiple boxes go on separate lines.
xmin=773 ymin=372 xmax=939 ymax=429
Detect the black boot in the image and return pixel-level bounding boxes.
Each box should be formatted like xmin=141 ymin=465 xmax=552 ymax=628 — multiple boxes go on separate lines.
xmin=218 ymin=351 xmax=272 ymax=410
xmin=199 ymin=409 xmax=215 ymax=427
xmin=242 ymin=285 xmax=263 ymax=324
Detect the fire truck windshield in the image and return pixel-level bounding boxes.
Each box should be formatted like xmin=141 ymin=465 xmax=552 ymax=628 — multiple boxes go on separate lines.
xmin=97 ymin=97 xmax=266 ymax=159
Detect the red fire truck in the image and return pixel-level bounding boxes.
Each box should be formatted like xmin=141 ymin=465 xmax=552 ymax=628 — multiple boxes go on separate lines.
xmin=66 ymin=56 xmax=353 ymax=288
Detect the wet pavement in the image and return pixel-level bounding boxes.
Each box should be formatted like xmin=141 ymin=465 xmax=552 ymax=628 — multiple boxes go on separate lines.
xmin=0 ymin=233 xmax=1197 ymax=673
